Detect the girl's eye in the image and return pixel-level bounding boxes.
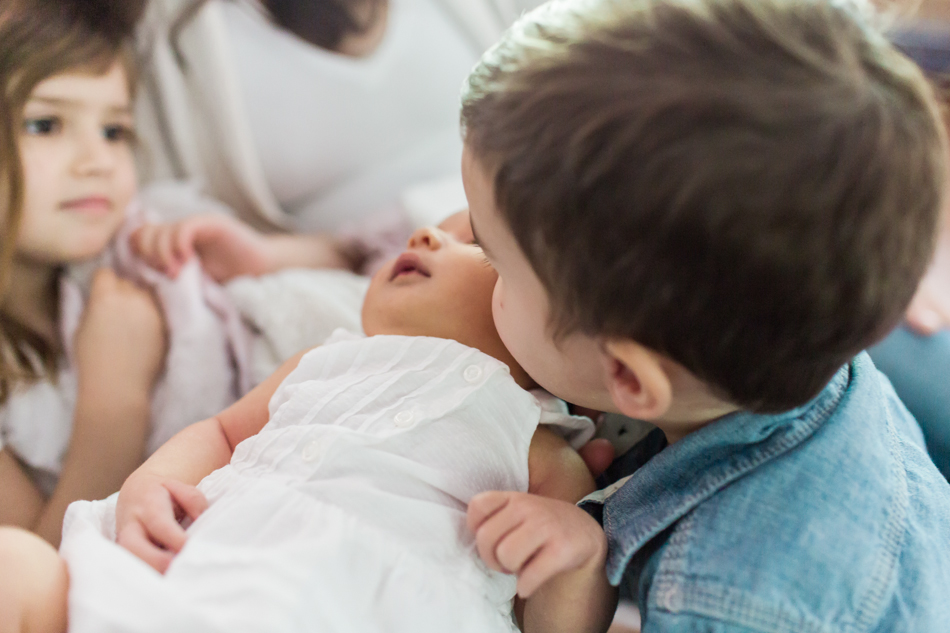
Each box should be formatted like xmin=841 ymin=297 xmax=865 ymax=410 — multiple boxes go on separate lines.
xmin=23 ymin=117 xmax=61 ymax=135
xmin=103 ymin=124 xmax=134 ymax=143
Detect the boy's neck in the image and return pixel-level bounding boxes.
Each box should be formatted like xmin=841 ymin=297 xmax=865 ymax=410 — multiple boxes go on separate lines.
xmin=654 ymin=401 xmax=742 ymax=444
xmin=649 ymin=358 xmax=741 ymax=444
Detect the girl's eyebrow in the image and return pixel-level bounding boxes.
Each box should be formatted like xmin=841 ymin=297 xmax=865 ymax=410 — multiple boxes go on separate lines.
xmin=27 ymin=96 xmax=132 ymax=115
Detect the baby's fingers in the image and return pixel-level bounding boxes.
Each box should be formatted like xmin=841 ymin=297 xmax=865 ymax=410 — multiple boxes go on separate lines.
xmin=467 ymin=490 xmax=512 ymax=532
xmin=469 ymin=492 xmax=523 ymax=573
xmin=494 ymin=521 xmax=547 ymax=579
xmin=515 ymin=542 xmax=574 ymax=598
xmin=163 ymin=480 xmax=208 ymax=523
xmin=173 ymin=220 xmax=204 ymax=264
xmin=131 ymin=226 xmax=161 ymax=266
xmin=117 ymin=521 xmax=175 ymax=574
xmin=138 ymin=496 xmax=189 ymax=555
xmin=154 ymin=227 xmax=181 ymax=276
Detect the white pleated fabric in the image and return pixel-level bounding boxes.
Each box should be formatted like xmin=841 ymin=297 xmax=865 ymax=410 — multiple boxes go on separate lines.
xmin=62 ymin=332 xmax=591 ymax=632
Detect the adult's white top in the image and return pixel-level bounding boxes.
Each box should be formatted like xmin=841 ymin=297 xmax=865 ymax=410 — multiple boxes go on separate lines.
xmin=135 ymin=0 xmax=545 ymax=231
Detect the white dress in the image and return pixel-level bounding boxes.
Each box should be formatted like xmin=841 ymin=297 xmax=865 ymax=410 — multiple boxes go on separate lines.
xmin=61 ymin=331 xmax=594 ymax=633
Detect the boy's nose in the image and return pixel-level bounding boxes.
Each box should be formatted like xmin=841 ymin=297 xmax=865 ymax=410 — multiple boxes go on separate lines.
xmin=407 ymin=227 xmax=443 ymax=251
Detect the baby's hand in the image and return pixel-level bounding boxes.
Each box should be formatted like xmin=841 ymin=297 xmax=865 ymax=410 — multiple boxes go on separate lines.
xmin=131 ymin=214 xmax=274 ymax=283
xmin=115 ymin=476 xmax=208 ymax=573
xmin=467 ymin=491 xmax=607 ymax=598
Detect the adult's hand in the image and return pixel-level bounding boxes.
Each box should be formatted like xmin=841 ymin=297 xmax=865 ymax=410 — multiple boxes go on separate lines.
xmin=906 ymin=229 xmax=950 ymax=335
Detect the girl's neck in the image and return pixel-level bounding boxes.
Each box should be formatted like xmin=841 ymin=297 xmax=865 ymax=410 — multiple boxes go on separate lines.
xmin=3 ymin=259 xmax=61 ymax=350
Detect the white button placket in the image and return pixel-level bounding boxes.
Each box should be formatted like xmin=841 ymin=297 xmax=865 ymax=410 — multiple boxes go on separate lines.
xmin=463 ymin=365 xmax=483 ymax=383
xmin=301 ymin=440 xmax=321 ymax=463
xmin=393 ymin=410 xmax=415 ymax=428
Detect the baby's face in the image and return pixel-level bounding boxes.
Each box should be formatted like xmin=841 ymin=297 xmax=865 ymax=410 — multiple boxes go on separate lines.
xmin=363 ymin=211 xmax=529 ymax=384
xmin=16 ymin=61 xmax=136 ymax=265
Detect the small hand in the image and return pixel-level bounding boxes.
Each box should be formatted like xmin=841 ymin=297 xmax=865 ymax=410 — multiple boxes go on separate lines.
xmin=467 ymin=491 xmax=607 ymax=598
xmin=116 ymin=477 xmax=208 ymax=573
xmin=74 ymin=269 xmax=167 ymax=390
xmin=131 ymin=214 xmax=275 ymax=283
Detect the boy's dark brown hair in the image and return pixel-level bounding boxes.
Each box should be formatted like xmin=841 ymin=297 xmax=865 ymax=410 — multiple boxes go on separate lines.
xmin=0 ymin=0 xmax=143 ymax=403
xmin=461 ymin=0 xmax=948 ymax=412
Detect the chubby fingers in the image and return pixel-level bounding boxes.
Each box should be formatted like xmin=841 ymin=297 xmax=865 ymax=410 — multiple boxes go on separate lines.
xmin=131 ymin=224 xmax=191 ymax=278
xmin=116 ymin=520 xmax=176 ymax=574
xmin=163 ymin=480 xmax=209 ymax=523
xmin=468 ymin=492 xmax=536 ymax=574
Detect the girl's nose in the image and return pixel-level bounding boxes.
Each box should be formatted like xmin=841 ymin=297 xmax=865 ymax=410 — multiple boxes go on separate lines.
xmin=407 ymin=226 xmax=443 ymax=251
xmin=72 ymin=132 xmax=115 ymax=177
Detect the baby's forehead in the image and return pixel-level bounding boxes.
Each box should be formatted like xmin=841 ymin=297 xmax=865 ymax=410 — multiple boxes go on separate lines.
xmin=437 ymin=210 xmax=474 ymax=242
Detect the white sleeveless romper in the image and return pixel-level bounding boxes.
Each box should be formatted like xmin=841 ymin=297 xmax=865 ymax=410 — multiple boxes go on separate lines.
xmin=61 ymin=332 xmax=592 ymax=633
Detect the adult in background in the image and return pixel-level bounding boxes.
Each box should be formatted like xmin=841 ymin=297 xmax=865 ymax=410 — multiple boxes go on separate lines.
xmin=134 ymin=0 xmax=543 ymax=242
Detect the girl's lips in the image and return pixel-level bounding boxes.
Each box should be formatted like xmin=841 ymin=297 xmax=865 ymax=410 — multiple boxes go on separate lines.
xmin=59 ymin=196 xmax=113 ymax=213
xmin=389 ymin=252 xmax=431 ymax=281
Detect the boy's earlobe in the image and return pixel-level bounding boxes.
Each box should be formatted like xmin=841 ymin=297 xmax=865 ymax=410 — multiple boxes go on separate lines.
xmin=604 ymin=340 xmax=673 ymax=421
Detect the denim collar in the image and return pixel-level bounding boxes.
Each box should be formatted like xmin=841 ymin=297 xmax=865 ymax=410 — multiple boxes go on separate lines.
xmin=599 ymin=360 xmax=853 ymax=584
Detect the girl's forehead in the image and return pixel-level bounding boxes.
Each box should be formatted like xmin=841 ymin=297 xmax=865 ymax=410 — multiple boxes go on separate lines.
xmin=28 ymin=62 xmax=131 ymax=111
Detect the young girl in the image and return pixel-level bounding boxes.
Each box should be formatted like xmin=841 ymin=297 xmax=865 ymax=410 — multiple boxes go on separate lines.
xmin=0 ymin=0 xmax=165 ymax=546
xmin=0 ymin=211 xmax=613 ymax=633
xmin=0 ymin=0 xmax=356 ymax=546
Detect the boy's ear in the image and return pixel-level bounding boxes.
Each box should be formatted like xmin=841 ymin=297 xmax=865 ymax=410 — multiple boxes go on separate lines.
xmin=603 ymin=340 xmax=673 ymax=421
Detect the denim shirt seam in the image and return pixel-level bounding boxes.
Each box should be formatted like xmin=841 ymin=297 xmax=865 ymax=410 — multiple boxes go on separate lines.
xmin=608 ymin=367 xmax=849 ymax=582
xmin=844 ymin=398 xmax=909 ymax=633
xmin=643 ymin=366 xmax=909 ymax=633
xmin=648 ymin=573 xmax=840 ymax=633
xmin=650 ymin=509 xmax=839 ymax=633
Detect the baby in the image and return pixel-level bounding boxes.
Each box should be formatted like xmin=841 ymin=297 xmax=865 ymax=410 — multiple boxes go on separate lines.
xmin=0 ymin=212 xmax=598 ymax=633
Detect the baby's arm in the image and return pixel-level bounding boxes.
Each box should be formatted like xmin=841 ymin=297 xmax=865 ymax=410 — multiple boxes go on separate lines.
xmin=131 ymin=215 xmax=357 ymax=282
xmin=468 ymin=428 xmax=617 ymax=633
xmin=115 ymin=348 xmax=309 ymax=573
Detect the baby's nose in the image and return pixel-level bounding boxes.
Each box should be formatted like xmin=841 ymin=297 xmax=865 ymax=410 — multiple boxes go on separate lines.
xmin=407 ymin=227 xmax=442 ymax=251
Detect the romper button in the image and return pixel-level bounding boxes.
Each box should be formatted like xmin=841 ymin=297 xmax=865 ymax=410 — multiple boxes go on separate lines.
xmin=463 ymin=365 xmax=483 ymax=383
xmin=301 ymin=440 xmax=321 ymax=463
xmin=394 ymin=410 xmax=414 ymax=427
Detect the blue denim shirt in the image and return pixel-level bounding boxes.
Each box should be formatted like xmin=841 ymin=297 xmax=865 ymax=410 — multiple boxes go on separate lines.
xmin=582 ymin=353 xmax=950 ymax=632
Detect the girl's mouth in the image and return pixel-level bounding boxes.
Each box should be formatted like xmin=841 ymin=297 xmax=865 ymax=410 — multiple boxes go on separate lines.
xmin=390 ymin=252 xmax=431 ymax=281
xmin=59 ymin=196 xmax=113 ymax=214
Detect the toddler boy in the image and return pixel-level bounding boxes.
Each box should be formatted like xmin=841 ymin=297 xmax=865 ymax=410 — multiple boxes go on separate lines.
xmin=462 ymin=0 xmax=950 ymax=631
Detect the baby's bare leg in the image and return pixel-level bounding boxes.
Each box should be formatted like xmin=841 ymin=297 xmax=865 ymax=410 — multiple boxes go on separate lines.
xmin=0 ymin=527 xmax=68 ymax=633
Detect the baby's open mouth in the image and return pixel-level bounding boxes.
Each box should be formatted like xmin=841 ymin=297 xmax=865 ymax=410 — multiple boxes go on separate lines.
xmin=390 ymin=252 xmax=431 ymax=281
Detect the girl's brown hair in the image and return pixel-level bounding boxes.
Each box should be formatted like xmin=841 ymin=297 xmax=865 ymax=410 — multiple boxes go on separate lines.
xmin=0 ymin=0 xmax=145 ymax=403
